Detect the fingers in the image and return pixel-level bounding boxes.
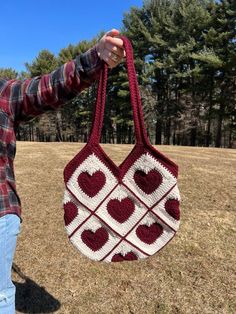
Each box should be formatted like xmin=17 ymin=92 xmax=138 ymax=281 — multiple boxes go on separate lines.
xmin=101 ymin=49 xmax=123 ymax=68
xmin=103 ymin=38 xmax=125 ymax=67
xmin=105 ymin=28 xmax=120 ymax=37
xmin=96 ymin=28 xmax=125 ymax=68
xmin=106 ymin=58 xmax=118 ymax=69
xmin=105 ymin=36 xmax=124 ymax=49
xmin=105 ymin=42 xmax=124 ymax=57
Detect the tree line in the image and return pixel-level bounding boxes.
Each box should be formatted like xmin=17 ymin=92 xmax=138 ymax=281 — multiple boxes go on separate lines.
xmin=1 ymin=0 xmax=235 ymax=148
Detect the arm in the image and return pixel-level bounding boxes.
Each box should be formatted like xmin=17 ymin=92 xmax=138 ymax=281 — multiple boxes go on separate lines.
xmin=6 ymin=46 xmax=101 ymax=124
xmin=0 ymin=29 xmax=124 ymax=125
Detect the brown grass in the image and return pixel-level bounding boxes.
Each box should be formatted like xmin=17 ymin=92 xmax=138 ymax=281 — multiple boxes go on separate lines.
xmin=13 ymin=142 xmax=236 ymax=314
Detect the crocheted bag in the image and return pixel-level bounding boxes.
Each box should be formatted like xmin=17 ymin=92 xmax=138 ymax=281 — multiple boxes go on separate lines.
xmin=63 ymin=36 xmax=181 ymax=263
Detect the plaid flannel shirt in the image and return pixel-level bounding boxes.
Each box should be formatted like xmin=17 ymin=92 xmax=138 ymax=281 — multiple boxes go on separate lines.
xmin=0 ymin=46 xmax=102 ymax=221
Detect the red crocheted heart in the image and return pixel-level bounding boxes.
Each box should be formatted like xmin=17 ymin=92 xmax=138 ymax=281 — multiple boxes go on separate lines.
xmin=64 ymin=202 xmax=78 ymax=226
xmin=134 ymin=169 xmax=163 ymax=194
xmin=111 ymin=252 xmax=138 ymax=262
xmin=81 ymin=227 xmax=109 ymax=251
xmin=136 ymin=222 xmax=163 ymax=244
xmin=78 ymin=170 xmax=106 ymax=197
xmin=165 ymin=199 xmax=180 ymax=220
xmin=107 ymin=197 xmax=135 ymax=223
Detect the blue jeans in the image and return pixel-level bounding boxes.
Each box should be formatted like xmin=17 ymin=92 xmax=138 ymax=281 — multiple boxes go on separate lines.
xmin=0 ymin=214 xmax=21 ymax=314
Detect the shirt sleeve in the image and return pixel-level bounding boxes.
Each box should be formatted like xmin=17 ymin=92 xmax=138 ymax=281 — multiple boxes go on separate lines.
xmin=5 ymin=46 xmax=102 ymax=124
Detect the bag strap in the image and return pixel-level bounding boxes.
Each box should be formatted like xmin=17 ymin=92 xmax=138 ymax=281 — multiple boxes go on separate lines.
xmin=88 ymin=36 xmax=150 ymax=146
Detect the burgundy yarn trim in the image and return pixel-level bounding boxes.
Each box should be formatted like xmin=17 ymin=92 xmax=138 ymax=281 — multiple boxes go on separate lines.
xmin=63 ymin=36 xmax=180 ymax=262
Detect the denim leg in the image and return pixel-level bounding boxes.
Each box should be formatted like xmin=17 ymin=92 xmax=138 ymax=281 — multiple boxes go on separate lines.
xmin=0 ymin=214 xmax=21 ymax=314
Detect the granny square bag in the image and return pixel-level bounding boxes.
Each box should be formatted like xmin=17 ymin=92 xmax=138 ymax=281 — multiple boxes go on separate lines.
xmin=63 ymin=36 xmax=181 ymax=263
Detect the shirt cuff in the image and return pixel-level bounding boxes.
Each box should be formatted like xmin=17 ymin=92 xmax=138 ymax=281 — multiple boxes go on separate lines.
xmin=75 ymin=45 xmax=102 ymax=83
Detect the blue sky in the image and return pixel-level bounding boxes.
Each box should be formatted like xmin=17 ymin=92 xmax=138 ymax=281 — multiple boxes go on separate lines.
xmin=0 ymin=0 xmax=143 ymax=72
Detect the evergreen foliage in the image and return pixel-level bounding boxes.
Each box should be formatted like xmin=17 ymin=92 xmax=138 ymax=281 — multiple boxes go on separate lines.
xmin=0 ymin=68 xmax=18 ymax=80
xmin=1 ymin=0 xmax=235 ymax=147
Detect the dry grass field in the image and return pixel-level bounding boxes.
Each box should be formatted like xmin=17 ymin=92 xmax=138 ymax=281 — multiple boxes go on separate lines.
xmin=13 ymin=142 xmax=236 ymax=314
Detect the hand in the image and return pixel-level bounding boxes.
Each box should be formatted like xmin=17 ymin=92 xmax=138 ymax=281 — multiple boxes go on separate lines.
xmin=96 ymin=29 xmax=125 ymax=68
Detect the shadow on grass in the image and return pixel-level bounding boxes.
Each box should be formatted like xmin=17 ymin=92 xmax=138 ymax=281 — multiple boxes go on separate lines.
xmin=13 ymin=263 xmax=61 ymax=313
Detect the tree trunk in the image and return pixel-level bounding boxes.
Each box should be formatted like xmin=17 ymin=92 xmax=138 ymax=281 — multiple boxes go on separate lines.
xmin=190 ymin=127 xmax=197 ymax=146
xmin=164 ymin=118 xmax=171 ymax=145
xmin=155 ymin=118 xmax=162 ymax=145
xmin=55 ymin=111 xmax=63 ymax=142
xmin=206 ymin=75 xmax=214 ymax=147
xmin=215 ymin=103 xmax=225 ymax=147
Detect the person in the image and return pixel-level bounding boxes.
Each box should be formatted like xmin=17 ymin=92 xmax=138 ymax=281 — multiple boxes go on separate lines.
xmin=0 ymin=29 xmax=125 ymax=314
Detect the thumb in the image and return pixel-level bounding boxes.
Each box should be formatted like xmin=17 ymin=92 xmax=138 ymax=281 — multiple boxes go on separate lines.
xmin=105 ymin=28 xmax=120 ymax=37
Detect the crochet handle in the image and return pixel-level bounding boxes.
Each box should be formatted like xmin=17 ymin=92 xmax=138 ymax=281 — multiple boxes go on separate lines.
xmin=88 ymin=36 xmax=150 ymax=146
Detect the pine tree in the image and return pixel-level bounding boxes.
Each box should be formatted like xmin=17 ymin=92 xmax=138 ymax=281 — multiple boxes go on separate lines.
xmin=25 ymin=50 xmax=59 ymax=76
xmin=192 ymin=0 xmax=236 ymax=147
xmin=0 ymin=68 xmax=18 ymax=80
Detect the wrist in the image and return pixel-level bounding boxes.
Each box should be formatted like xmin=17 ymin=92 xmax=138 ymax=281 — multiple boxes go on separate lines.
xmin=95 ymin=43 xmax=102 ymax=60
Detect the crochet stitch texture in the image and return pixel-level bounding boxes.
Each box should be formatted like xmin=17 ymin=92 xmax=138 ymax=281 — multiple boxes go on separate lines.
xmin=63 ymin=36 xmax=181 ymax=263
